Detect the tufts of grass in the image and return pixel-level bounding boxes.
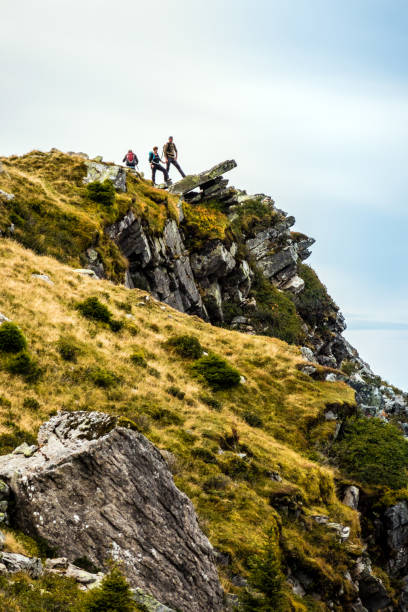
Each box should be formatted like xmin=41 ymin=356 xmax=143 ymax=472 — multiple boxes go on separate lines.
xmin=130 ymin=351 xmax=147 ymax=368
xmin=57 ymin=336 xmax=81 ymax=362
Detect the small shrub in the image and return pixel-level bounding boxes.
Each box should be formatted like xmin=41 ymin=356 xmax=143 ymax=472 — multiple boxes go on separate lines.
xmin=85 ymin=179 xmax=116 ymax=207
xmin=165 ymin=335 xmax=203 ymax=359
xmin=77 ymin=297 xmax=112 ymax=324
xmin=0 ymin=322 xmax=27 ymax=353
xmin=147 ymin=366 xmax=160 ymax=378
xmin=241 ymin=526 xmax=285 ymax=611
xmin=77 ymin=297 xmax=122 ymax=332
xmin=199 ymin=394 xmax=222 ymax=411
xmin=146 ymin=406 xmax=183 ymax=426
xmin=166 ymin=385 xmax=185 ymax=400
xmin=335 ymin=417 xmax=408 ymax=489
xmin=243 ymin=411 xmax=263 ymax=428
xmin=81 ymin=565 xmax=135 ymax=612
xmin=130 ymin=351 xmax=147 ymax=368
xmin=73 ymin=556 xmax=100 ymax=574
xmin=192 ymin=353 xmax=241 ymax=391
xmin=6 ymin=351 xmax=41 ymax=382
xmin=191 ymin=447 xmax=217 ymax=464
xmin=109 ymin=319 xmax=124 ymax=333
xmin=203 ymin=475 xmax=230 ymax=492
xmin=57 ymin=337 xmax=81 ymax=362
xmin=23 ymin=397 xmax=40 ymax=411
xmin=90 ymin=367 xmax=118 ymax=388
xmin=0 ymin=397 xmax=11 ymax=409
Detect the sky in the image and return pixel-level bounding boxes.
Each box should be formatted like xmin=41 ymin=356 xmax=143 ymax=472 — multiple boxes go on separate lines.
xmin=1 ymin=0 xmax=408 ymax=388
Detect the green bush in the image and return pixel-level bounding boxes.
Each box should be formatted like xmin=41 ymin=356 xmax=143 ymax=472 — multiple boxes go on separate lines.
xmin=248 ymin=267 xmax=303 ymax=344
xmin=192 ymin=353 xmax=241 ymax=391
xmin=23 ymin=396 xmax=40 ymax=411
xmin=199 ymin=394 xmax=222 ymax=411
xmin=335 ymin=418 xmax=408 ymax=489
xmin=243 ymin=411 xmax=263 ymax=428
xmin=191 ymin=447 xmax=217 ymax=464
xmin=77 ymin=297 xmax=122 ymax=332
xmin=241 ymin=527 xmax=286 ymax=611
xmin=166 ymin=385 xmax=185 ymax=400
xmin=109 ymin=319 xmax=124 ymax=332
xmin=6 ymin=351 xmax=41 ymax=382
xmin=90 ymin=367 xmax=118 ymax=388
xmin=77 ymin=297 xmax=112 ymax=323
xmin=130 ymin=351 xmax=147 ymax=368
xmin=0 ymin=322 xmax=27 ymax=353
xmin=85 ymin=179 xmax=116 ymax=207
xmin=165 ymin=334 xmax=203 ymax=359
xmin=57 ymin=337 xmax=81 ymax=362
xmin=81 ymin=566 xmax=135 ymax=611
xmin=293 ymin=263 xmax=335 ymax=328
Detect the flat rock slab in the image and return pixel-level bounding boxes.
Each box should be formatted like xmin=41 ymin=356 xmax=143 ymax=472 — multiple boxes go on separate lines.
xmin=0 ymin=411 xmax=223 ymax=612
xmin=168 ymin=160 xmax=237 ymax=195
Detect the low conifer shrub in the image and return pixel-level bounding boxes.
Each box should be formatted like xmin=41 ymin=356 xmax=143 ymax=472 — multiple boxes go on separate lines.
xmin=81 ymin=565 xmax=135 ymax=611
xmin=85 ymin=179 xmax=116 ymax=207
xmin=77 ymin=297 xmax=122 ymax=332
xmin=6 ymin=351 xmax=41 ymax=382
xmin=192 ymin=354 xmax=241 ymax=391
xmin=165 ymin=335 xmax=203 ymax=359
xmin=0 ymin=322 xmax=27 ymax=353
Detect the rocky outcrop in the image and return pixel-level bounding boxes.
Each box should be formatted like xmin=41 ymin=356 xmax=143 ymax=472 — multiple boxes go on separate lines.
xmin=168 ymin=159 xmax=237 ymax=195
xmin=83 ymin=160 xmax=127 ymax=192
xmin=0 ymin=411 xmax=223 ymax=612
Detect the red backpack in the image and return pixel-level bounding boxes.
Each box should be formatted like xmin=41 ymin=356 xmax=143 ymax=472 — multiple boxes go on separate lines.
xmin=127 ymin=152 xmax=135 ymax=163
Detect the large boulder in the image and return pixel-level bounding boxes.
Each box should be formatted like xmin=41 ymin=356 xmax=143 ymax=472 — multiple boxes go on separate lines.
xmin=0 ymin=412 xmax=223 ymax=612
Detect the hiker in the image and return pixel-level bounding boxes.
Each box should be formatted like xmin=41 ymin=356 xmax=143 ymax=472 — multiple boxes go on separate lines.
xmin=149 ymin=147 xmax=169 ymax=185
xmin=122 ymin=149 xmax=139 ymax=169
xmin=163 ymin=136 xmax=185 ymax=179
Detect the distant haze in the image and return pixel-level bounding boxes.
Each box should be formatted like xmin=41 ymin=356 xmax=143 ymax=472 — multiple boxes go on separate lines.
xmin=2 ymin=0 xmax=408 ymax=388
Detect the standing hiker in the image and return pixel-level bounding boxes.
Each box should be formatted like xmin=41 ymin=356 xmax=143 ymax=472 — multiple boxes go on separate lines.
xmin=122 ymin=149 xmax=139 ymax=169
xmin=163 ymin=136 xmax=185 ymax=179
xmin=149 ymin=147 xmax=169 ymax=186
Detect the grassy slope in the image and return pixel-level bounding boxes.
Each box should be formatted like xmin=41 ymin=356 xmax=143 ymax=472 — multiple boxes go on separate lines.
xmin=0 ymin=238 xmax=361 ymax=610
xmin=0 ymin=150 xmax=180 ymax=282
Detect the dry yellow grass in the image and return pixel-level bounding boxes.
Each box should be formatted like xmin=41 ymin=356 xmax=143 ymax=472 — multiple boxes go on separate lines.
xmin=0 ymin=238 xmax=359 ymax=599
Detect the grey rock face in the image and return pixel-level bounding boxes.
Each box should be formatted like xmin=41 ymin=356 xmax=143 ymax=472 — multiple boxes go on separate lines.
xmin=190 ymin=241 xmax=236 ymax=278
xmin=0 ymin=552 xmax=43 ymax=578
xmin=343 ymin=486 xmax=360 ymax=510
xmin=384 ymin=502 xmax=408 ymax=575
xmin=0 ymin=313 xmax=10 ymax=324
xmin=0 ymin=411 xmax=223 ymax=612
xmin=107 ymin=213 xmax=205 ymax=317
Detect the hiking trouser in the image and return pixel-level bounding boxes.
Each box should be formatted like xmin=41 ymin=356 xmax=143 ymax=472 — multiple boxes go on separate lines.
xmin=151 ymin=163 xmax=168 ymax=184
xmin=126 ymin=162 xmax=136 ymax=169
xmin=166 ymin=158 xmax=185 ymax=178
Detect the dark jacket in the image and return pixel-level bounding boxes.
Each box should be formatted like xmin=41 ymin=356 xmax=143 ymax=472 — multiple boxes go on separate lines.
xmin=149 ymin=152 xmax=161 ymax=164
xmin=123 ymin=152 xmax=138 ymax=165
xmin=163 ymin=142 xmax=178 ymax=159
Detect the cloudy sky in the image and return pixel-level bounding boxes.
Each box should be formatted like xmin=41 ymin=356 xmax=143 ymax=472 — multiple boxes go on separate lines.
xmin=2 ymin=0 xmax=408 ymax=388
